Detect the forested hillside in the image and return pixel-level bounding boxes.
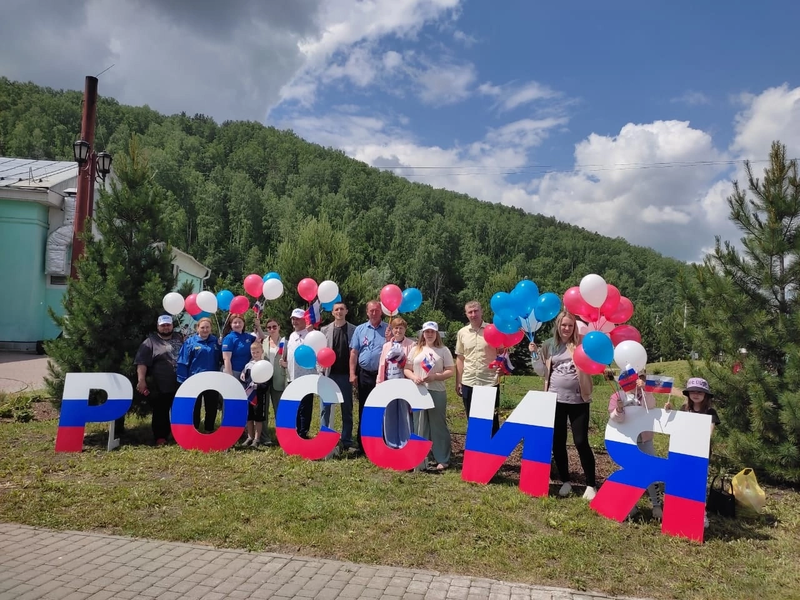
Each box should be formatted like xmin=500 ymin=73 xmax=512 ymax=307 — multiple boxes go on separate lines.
xmin=0 ymin=77 xmax=690 ymax=358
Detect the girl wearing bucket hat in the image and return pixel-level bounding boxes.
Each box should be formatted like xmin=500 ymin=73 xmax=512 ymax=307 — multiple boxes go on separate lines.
xmin=665 ymin=377 xmax=720 ymax=433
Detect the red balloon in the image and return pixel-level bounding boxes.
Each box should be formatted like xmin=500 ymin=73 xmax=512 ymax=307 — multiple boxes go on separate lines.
xmin=600 ymin=284 xmax=621 ymax=318
xmin=184 ymin=293 xmax=201 ymax=316
xmin=229 ymin=295 xmax=250 ymax=314
xmin=502 ymin=330 xmax=525 ymax=347
xmin=297 ymin=278 xmax=318 ymax=302
xmin=609 ymin=324 xmax=641 ymax=347
xmin=243 ymin=273 xmax=263 ymax=297
xmin=317 ymin=347 xmax=336 ymax=369
xmin=606 ymin=297 xmax=634 ymax=324
xmin=380 ymin=284 xmax=403 ymax=312
xmin=483 ymin=324 xmax=506 ymax=348
xmin=573 ymin=344 xmax=607 ymax=375
xmin=563 ymin=287 xmax=592 ymax=319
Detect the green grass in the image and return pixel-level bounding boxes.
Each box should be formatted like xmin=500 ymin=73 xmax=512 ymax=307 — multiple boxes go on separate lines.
xmin=1 ymin=363 xmax=798 ymax=600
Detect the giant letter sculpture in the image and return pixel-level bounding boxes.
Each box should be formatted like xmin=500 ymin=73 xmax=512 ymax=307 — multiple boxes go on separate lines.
xmin=275 ymin=375 xmax=343 ymax=460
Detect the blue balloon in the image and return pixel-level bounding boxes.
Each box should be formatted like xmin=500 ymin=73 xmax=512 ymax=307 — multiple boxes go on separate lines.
xmin=582 ymin=331 xmax=614 ymax=366
xmin=192 ymin=311 xmax=212 ymax=321
xmin=262 ymin=272 xmax=281 ymax=282
xmin=493 ymin=309 xmax=520 ymax=334
xmin=321 ymin=293 xmax=342 ymax=312
xmin=534 ymin=292 xmax=561 ymax=323
xmin=490 ymin=292 xmax=515 ymax=314
xmin=511 ymin=279 xmax=540 ymax=318
xmin=398 ymin=287 xmax=423 ymax=313
xmin=294 ymin=345 xmax=317 ymax=369
xmin=216 ymin=289 xmax=234 ymax=311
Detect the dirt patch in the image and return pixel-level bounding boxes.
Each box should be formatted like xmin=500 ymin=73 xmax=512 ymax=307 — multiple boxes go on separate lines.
xmin=32 ymin=402 xmax=59 ymax=421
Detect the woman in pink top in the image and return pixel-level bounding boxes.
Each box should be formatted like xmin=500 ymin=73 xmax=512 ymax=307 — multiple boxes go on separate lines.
xmin=377 ymin=317 xmax=416 ymax=449
xmin=606 ymin=368 xmax=662 ymax=519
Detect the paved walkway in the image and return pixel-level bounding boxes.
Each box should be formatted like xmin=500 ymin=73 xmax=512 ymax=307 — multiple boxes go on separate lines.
xmin=0 ymin=524 xmax=645 ymax=600
xmin=0 ymin=352 xmax=49 ymax=393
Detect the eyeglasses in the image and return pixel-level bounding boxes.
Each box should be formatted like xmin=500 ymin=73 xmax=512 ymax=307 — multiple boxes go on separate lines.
xmin=267 ymin=325 xmax=279 ymax=330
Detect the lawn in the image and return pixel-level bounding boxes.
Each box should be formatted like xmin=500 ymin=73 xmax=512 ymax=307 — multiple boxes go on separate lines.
xmin=0 ymin=361 xmax=797 ymax=600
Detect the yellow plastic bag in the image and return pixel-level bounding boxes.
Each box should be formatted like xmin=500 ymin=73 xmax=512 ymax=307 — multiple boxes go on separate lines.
xmin=731 ymin=468 xmax=766 ymax=516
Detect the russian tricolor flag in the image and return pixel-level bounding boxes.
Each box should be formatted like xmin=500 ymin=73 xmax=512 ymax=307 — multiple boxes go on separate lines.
xmin=277 ymin=340 xmax=285 ymax=356
xmin=305 ymin=300 xmax=322 ymax=327
xmin=421 ymin=355 xmax=435 ymax=373
xmin=645 ymin=375 xmax=674 ymax=394
xmin=618 ymin=366 xmax=638 ymax=392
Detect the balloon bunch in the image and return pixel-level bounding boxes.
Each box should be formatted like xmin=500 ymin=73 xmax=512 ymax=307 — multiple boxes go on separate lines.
xmin=483 ymin=279 xmax=562 ymax=349
xmin=291 ymin=330 xmax=337 ymax=371
xmin=296 ymin=277 xmax=341 ymax=325
xmin=379 ymin=285 xmax=423 ymax=316
xmin=565 ymin=274 xmax=647 ymax=375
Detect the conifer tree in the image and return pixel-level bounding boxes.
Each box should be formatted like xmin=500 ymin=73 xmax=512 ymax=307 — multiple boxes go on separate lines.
xmin=46 ymin=136 xmax=176 ymax=414
xmin=683 ymin=141 xmax=800 ymax=483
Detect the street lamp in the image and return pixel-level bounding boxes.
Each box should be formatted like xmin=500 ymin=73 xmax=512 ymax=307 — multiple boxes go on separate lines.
xmin=72 ymin=139 xmax=113 ymax=181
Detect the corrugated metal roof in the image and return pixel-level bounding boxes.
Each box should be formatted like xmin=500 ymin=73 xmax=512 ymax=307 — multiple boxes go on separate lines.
xmin=0 ymin=157 xmax=78 ymax=189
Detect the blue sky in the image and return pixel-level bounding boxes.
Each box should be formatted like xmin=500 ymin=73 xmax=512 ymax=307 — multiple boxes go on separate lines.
xmin=2 ymin=0 xmax=799 ymax=261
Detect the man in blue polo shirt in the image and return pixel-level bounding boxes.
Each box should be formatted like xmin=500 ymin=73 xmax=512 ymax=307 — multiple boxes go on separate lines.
xmin=349 ymin=300 xmax=389 ymax=451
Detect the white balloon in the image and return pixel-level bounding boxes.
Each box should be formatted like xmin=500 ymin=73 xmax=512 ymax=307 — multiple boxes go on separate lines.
xmin=317 ymin=280 xmax=340 ymax=304
xmin=196 ymin=290 xmax=218 ymax=313
xmin=580 ymin=274 xmax=608 ymax=308
xmin=262 ymin=278 xmax=284 ymax=301
xmin=162 ymin=292 xmax=185 ymax=316
xmin=250 ymin=360 xmax=274 ymax=384
xmin=613 ymin=340 xmax=648 ymax=372
xmin=304 ymin=330 xmax=327 ymax=353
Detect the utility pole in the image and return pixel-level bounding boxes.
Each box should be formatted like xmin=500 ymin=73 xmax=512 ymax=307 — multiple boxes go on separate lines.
xmin=70 ymin=76 xmax=98 ymax=279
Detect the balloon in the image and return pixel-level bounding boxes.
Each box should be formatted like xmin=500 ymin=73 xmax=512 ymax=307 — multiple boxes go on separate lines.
xmin=563 ymin=287 xmax=592 ymax=318
xmin=493 ymin=310 xmax=520 ymax=334
xmin=317 ymin=347 xmax=336 ymax=369
xmin=502 ymin=330 xmax=525 ymax=347
xmin=297 ymin=278 xmax=319 ymax=303
xmin=490 ymin=292 xmax=515 ymax=315
xmin=381 ymin=302 xmax=398 ymax=317
xmin=250 ymin=360 xmax=274 ymax=384
xmin=295 ymin=345 xmax=317 ymax=369
xmin=262 ymin=272 xmax=281 ymax=282
xmin=534 ymin=292 xmax=561 ymax=323
xmin=398 ymin=287 xmax=423 ymax=313
xmin=380 ymin=284 xmax=403 ymax=312
xmin=511 ymin=279 xmax=539 ymax=317
xmin=581 ymin=331 xmax=614 ymax=365
xmin=262 ymin=278 xmax=284 ymax=301
xmin=304 ymin=330 xmax=327 ymax=353
xmin=244 ymin=274 xmax=263 ymax=297
xmin=613 ymin=340 xmax=648 ymax=372
xmin=318 ymin=280 xmax=340 ymax=304
xmin=216 ymin=289 xmax=234 ymax=311
xmin=483 ymin=324 xmax=506 ymax=348
xmin=580 ymin=274 xmax=608 ymax=308
xmin=600 ymin=284 xmax=621 ymax=317
xmin=162 ymin=292 xmax=184 ymax=315
xmin=606 ymin=297 xmax=634 ymax=324
xmin=321 ymin=293 xmax=342 ymax=312
xmin=192 ymin=310 xmax=211 ymax=321
xmin=573 ymin=344 xmax=607 ymax=375
xmin=229 ymin=295 xmax=249 ymax=314
xmin=184 ymin=293 xmax=201 ymax=316
xmin=196 ymin=290 xmax=218 ymax=314
xmin=609 ymin=324 xmax=641 ymax=347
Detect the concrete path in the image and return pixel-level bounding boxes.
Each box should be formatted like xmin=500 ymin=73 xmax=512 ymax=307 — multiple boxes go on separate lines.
xmin=0 ymin=352 xmax=49 ymax=393
xmin=0 ymin=524 xmax=646 ymax=600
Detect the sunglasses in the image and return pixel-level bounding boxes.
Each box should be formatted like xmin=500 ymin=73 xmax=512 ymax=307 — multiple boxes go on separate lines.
xmin=267 ymin=325 xmax=279 ymax=330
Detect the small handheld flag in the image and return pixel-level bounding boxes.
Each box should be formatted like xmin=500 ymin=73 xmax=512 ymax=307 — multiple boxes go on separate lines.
xmin=617 ymin=366 xmax=638 ymax=392
xmin=277 ymin=340 xmax=285 ymax=356
xmin=421 ymin=354 xmax=436 ymax=373
xmin=645 ymin=375 xmax=674 ymax=394
xmin=305 ymin=300 xmax=322 ymax=327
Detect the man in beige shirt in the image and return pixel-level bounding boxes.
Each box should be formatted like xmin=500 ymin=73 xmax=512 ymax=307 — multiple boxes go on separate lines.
xmin=455 ymin=300 xmax=500 ymax=434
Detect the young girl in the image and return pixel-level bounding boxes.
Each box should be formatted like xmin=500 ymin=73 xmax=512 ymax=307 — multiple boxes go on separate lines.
xmin=606 ymin=368 xmax=662 ymax=519
xmin=666 ymin=377 xmax=720 ymax=527
xmin=240 ymin=341 xmax=269 ymax=447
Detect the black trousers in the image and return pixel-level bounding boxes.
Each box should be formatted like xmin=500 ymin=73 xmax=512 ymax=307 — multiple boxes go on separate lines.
xmin=296 ymin=394 xmax=314 ymax=438
xmin=193 ymin=391 xmax=221 ymax=433
xmin=461 ymin=384 xmax=500 ymax=435
xmin=150 ymin=390 xmax=176 ymax=440
xmin=552 ymin=401 xmax=596 ymax=487
xmin=356 ymin=368 xmax=378 ymax=449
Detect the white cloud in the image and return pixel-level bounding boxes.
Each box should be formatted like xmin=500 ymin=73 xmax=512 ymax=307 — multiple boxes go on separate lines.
xmin=452 ymin=30 xmax=477 ymax=46
xmin=478 ymin=80 xmax=564 ymax=114
xmin=415 ymin=61 xmax=477 ymax=105
xmin=731 ymin=84 xmax=800 ymax=159
xmin=383 ymin=50 xmax=404 ymax=70
xmin=670 ymin=91 xmax=711 ymax=106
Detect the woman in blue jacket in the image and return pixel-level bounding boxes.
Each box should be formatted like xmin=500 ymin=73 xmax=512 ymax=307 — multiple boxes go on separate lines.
xmin=222 ymin=313 xmax=264 ymax=380
xmin=177 ymin=317 xmax=222 ymax=433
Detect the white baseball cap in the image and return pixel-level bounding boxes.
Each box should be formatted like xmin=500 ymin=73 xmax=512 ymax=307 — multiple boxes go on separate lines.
xmin=291 ymin=308 xmax=306 ymax=319
xmin=422 ymin=321 xmax=438 ymax=332
xmin=157 ymin=315 xmax=173 ymax=326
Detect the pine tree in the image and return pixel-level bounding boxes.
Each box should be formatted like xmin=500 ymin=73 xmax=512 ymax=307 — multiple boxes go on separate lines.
xmin=683 ymin=141 xmax=800 ymax=483
xmin=45 ymin=136 xmax=176 ymax=414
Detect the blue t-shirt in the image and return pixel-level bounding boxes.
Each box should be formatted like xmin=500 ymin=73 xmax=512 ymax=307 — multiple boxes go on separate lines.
xmin=350 ymin=321 xmax=388 ymax=372
xmin=222 ymin=331 xmax=256 ymax=372
xmin=176 ymin=334 xmax=221 ymax=382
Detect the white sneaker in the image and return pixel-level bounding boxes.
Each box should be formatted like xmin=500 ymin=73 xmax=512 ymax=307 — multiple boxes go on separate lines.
xmin=652 ymin=505 xmax=663 ymax=520
xmin=582 ymin=486 xmax=597 ymax=501
xmin=241 ymin=437 xmax=253 ymax=447
xmin=558 ymin=482 xmax=573 ymax=497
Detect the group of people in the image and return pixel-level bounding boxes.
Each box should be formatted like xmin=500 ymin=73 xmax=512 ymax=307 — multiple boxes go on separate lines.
xmin=134 ymin=298 xmax=720 ymax=512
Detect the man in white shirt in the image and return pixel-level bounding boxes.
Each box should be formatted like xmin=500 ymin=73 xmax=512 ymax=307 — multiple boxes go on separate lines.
xmin=281 ymin=308 xmax=316 ymax=438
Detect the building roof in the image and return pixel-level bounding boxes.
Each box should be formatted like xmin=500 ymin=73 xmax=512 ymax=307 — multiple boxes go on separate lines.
xmin=0 ymin=157 xmax=78 ymax=190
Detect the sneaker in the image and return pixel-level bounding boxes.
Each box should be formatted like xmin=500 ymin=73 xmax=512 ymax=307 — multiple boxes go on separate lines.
xmin=652 ymin=505 xmax=663 ymax=520
xmin=558 ymin=482 xmax=573 ymax=497
xmin=582 ymin=486 xmax=597 ymax=501
xmin=241 ymin=437 xmax=253 ymax=447
xmin=251 ymin=440 xmax=261 ymax=448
